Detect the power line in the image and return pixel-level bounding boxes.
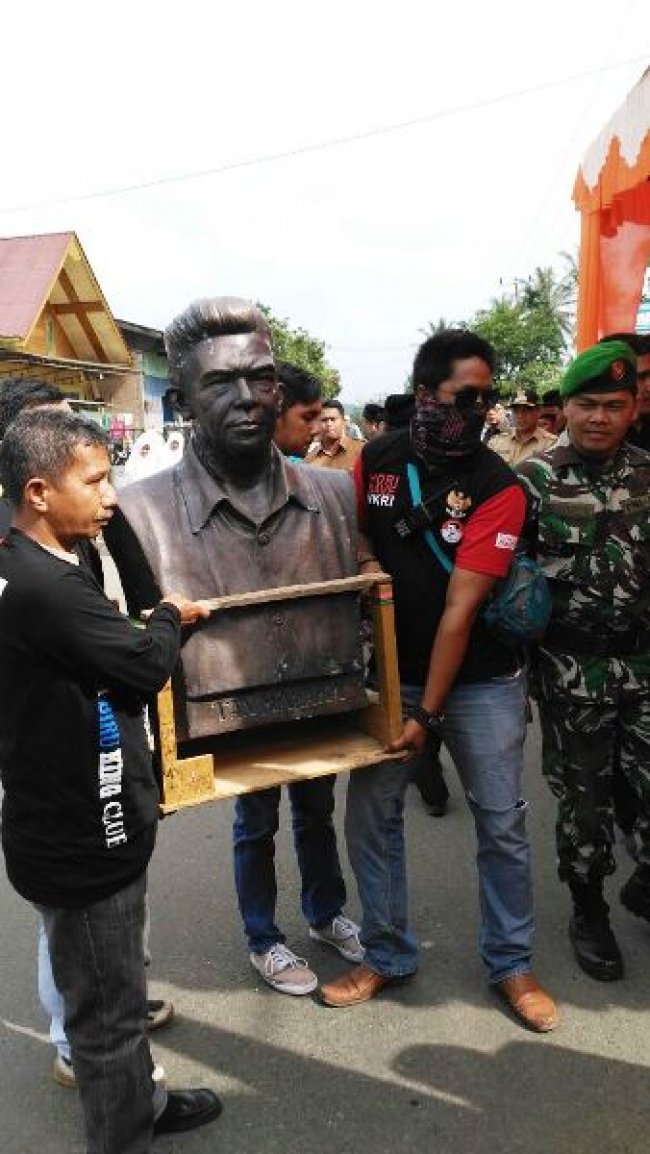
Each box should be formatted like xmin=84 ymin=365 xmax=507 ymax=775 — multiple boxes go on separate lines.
xmin=0 ymin=54 xmax=647 ymax=215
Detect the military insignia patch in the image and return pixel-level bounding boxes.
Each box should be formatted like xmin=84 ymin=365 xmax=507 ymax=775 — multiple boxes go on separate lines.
xmin=610 ymin=359 xmax=626 ymax=382
xmin=446 ymin=489 xmax=472 ymax=518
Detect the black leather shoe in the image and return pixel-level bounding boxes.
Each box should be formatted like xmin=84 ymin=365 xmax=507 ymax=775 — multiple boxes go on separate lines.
xmin=153 ymin=1089 xmax=222 ymax=1135
xmin=569 ymin=911 xmax=624 ymax=981
xmin=620 ymin=866 xmax=650 ymax=922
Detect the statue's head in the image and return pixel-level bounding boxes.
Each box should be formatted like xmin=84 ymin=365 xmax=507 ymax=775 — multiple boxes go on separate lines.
xmin=164 ymin=297 xmax=277 ymax=466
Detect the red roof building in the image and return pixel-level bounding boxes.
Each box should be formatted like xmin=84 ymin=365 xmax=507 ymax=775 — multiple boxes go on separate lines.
xmin=0 ymin=230 xmax=140 ymax=423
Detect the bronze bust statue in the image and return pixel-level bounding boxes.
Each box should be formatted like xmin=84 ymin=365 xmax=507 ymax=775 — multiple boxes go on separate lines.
xmin=105 ymin=297 xmax=365 ymax=741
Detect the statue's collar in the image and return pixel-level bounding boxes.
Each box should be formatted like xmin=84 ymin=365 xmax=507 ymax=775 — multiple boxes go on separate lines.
xmin=179 ymin=441 xmax=316 ymax=533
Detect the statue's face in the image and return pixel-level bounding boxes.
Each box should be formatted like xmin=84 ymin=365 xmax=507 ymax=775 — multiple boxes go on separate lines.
xmin=183 ymin=330 xmax=278 ymax=459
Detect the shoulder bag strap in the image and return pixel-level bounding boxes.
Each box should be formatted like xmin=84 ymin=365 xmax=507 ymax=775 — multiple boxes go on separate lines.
xmin=406 ymin=461 xmax=453 ymax=575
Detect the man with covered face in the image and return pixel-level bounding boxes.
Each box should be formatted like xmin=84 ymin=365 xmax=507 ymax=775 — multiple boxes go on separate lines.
xmin=319 ymin=329 xmax=557 ymax=1033
xmin=105 ymin=297 xmax=363 ymax=997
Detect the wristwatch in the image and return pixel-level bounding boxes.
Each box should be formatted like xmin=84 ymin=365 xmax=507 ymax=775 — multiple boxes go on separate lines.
xmin=409 ymin=704 xmax=444 ymax=734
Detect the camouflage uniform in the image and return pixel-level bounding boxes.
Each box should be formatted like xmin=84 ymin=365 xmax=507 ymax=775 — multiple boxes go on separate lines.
xmin=518 ymin=433 xmax=650 ymax=885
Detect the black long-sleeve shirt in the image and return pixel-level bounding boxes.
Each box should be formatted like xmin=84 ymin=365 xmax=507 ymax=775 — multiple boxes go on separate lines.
xmin=0 ymin=529 xmax=181 ymax=907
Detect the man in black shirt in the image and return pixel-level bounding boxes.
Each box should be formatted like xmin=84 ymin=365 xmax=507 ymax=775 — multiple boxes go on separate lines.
xmin=0 ymin=409 xmax=220 ymax=1153
xmin=319 ymin=330 xmax=557 ymax=1033
xmin=0 ymin=376 xmax=172 ymax=1086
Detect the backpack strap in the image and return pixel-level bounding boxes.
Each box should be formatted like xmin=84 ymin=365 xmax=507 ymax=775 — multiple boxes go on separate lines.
xmin=406 ymin=462 xmax=453 ymax=575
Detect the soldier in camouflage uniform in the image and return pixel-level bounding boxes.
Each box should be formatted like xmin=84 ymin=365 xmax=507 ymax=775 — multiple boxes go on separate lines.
xmin=518 ymin=340 xmax=650 ymax=982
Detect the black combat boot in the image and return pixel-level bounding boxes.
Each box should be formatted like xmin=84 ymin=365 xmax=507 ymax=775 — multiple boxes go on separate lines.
xmin=568 ymin=879 xmax=624 ymax=981
xmin=620 ymin=864 xmax=650 ymax=922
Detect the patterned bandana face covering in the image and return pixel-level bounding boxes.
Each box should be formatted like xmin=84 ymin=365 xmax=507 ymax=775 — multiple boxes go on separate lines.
xmin=410 ymin=397 xmax=485 ymax=465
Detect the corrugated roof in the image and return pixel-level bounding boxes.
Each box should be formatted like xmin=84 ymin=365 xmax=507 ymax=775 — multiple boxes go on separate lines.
xmin=0 ymin=231 xmax=132 ymax=367
xmin=0 ymin=232 xmax=71 ymax=340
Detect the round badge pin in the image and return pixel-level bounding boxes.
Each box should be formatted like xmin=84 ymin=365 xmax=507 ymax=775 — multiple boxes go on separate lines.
xmin=441 ymin=520 xmax=463 ymax=545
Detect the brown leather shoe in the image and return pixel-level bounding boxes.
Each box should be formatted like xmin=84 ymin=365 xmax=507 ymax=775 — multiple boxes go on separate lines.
xmin=319 ymin=964 xmax=390 ymax=1007
xmin=496 ymin=973 xmax=558 ymax=1032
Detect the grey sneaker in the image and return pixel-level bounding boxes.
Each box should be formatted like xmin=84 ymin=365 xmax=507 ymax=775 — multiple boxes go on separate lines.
xmin=53 ymin=1053 xmax=166 ymax=1089
xmin=250 ymin=943 xmax=318 ymax=995
xmin=52 ymin=1053 xmax=75 ymax=1088
xmin=309 ymin=915 xmax=365 ymax=963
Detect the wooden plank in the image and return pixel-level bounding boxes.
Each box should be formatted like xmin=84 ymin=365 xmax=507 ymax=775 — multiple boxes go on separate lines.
xmin=160 ymin=721 xmax=406 ymax=814
xmin=361 ymin=582 xmax=403 ymax=747
xmin=157 ymin=679 xmax=215 ymax=808
xmin=50 ymin=302 xmax=105 ymax=315
xmin=59 ymin=268 xmax=107 ymax=361
xmin=143 ymin=572 xmax=392 ymax=618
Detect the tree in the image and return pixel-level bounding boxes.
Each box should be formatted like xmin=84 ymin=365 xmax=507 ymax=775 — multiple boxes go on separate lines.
xmin=422 ymin=255 xmax=578 ymax=397
xmin=257 ymin=304 xmax=340 ymax=398
xmin=518 ymin=264 xmax=575 ymax=345
xmin=470 ymin=292 xmax=564 ymax=396
xmin=464 ymin=261 xmax=576 ymax=396
xmin=419 ymin=316 xmax=462 ymax=337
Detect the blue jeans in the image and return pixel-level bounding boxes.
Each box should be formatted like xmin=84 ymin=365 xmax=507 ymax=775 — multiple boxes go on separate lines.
xmin=346 ymin=672 xmax=533 ymax=983
xmin=233 ymin=778 xmax=347 ymax=954
xmin=346 ymin=753 xmax=418 ymax=977
xmin=38 ymin=872 xmax=166 ymax=1154
xmin=443 ymin=671 xmax=533 ymax=982
xmin=37 ymin=918 xmax=70 ymax=1062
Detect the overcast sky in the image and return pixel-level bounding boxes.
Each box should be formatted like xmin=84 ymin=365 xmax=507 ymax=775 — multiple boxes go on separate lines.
xmin=1 ymin=1 xmax=648 ymax=402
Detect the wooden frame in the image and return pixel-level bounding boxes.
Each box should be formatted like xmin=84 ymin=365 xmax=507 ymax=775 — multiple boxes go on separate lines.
xmin=156 ymin=572 xmax=403 ymax=812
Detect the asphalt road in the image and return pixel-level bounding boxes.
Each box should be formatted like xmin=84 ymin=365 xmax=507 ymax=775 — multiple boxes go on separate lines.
xmin=2 ymin=714 xmax=650 ymax=1154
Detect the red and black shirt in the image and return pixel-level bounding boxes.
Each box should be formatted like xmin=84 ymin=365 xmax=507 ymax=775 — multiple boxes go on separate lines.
xmin=355 ymin=430 xmax=526 ymax=686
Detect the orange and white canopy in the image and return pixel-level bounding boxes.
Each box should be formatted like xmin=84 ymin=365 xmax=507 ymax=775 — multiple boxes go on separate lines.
xmin=573 ymin=67 xmax=650 ymax=349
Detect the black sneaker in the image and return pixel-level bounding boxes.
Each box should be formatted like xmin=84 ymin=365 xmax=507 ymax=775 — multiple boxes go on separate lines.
xmin=153 ymin=1089 xmax=222 ymax=1135
xmin=620 ymin=866 xmax=650 ymax=922
xmin=569 ymin=911 xmax=624 ymax=981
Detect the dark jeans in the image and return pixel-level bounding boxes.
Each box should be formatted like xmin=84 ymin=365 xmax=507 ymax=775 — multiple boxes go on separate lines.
xmin=38 ymin=872 xmax=165 ymax=1154
xmin=233 ymin=778 xmax=347 ymax=954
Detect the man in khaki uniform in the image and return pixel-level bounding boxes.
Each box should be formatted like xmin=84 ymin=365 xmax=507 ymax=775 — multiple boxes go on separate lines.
xmin=489 ymin=388 xmax=556 ymax=465
xmin=306 ymin=399 xmax=363 ymax=472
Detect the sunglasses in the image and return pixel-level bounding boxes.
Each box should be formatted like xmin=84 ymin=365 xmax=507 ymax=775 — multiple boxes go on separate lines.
xmin=453 ymin=388 xmax=500 ymax=412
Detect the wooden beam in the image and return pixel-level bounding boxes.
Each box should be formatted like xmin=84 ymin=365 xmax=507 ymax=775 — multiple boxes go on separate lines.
xmin=58 ymin=269 xmax=106 ymax=361
xmin=361 ymin=581 xmax=403 ymax=747
xmin=157 ymin=697 xmax=406 ymax=813
xmin=143 ymin=572 xmax=393 ymax=618
xmin=49 ymin=302 xmax=105 ymax=316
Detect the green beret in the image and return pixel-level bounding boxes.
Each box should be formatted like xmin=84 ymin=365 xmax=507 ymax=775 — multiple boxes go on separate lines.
xmin=561 ymin=341 xmax=637 ymax=399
